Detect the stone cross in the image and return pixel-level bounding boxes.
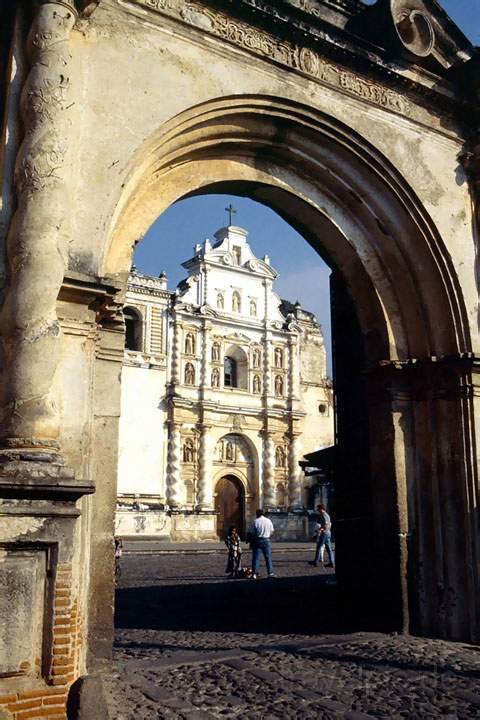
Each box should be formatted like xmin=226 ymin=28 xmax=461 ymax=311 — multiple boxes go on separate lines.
xmin=225 ymin=203 xmax=236 ymax=225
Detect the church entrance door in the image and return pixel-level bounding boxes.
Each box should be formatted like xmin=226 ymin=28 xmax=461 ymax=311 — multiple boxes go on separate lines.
xmin=215 ymin=476 xmax=244 ymax=540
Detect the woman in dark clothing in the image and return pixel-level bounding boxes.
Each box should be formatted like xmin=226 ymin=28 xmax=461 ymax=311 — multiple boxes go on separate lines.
xmin=225 ymin=525 xmax=242 ymax=577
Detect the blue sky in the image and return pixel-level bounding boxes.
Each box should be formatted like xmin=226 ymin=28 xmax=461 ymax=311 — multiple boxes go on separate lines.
xmin=134 ymin=1 xmax=479 ymax=373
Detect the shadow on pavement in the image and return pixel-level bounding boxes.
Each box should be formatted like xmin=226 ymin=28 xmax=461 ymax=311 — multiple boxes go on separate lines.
xmin=115 ymin=574 xmax=347 ymax=635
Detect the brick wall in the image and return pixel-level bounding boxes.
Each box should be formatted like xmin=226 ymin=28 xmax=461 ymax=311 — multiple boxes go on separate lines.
xmin=0 ymin=564 xmax=82 ymax=720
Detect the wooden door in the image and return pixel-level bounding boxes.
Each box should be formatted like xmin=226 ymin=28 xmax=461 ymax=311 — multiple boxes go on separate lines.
xmin=215 ymin=476 xmax=244 ymax=540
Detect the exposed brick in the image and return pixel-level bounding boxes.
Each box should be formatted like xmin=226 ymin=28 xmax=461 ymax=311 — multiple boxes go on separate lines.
xmin=0 ymin=693 xmax=18 ymax=704
xmin=52 ymin=656 xmax=72 ymax=667
xmin=54 ymin=598 xmax=70 ymax=609
xmin=52 ymin=634 xmax=71 ymax=644
xmin=52 ymin=665 xmax=75 ymax=676
xmin=52 ymin=646 xmax=70 ymax=656
xmin=51 ymin=676 xmax=68 ymax=686
xmin=8 ymin=698 xmax=42 ymax=712
xmin=42 ymin=696 xmax=66 ymax=707
xmin=17 ymin=707 xmax=66 ymax=719
xmin=18 ymin=688 xmax=66 ymax=701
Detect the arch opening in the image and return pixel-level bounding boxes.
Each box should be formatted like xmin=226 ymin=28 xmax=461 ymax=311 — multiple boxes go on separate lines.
xmin=108 ymin=96 xmax=474 ymax=641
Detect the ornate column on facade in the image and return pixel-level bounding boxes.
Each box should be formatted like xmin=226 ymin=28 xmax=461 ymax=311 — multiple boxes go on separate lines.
xmin=197 ymin=423 xmax=213 ymax=509
xmin=262 ymin=279 xmax=272 ymax=398
xmin=166 ymin=421 xmax=182 ymax=507
xmin=0 ymin=1 xmax=77 ymax=464
xmin=262 ymin=431 xmax=276 ymax=509
xmin=200 ymin=318 xmax=210 ymax=390
xmin=170 ymin=308 xmax=181 ymax=386
xmin=288 ymin=432 xmax=303 ymax=508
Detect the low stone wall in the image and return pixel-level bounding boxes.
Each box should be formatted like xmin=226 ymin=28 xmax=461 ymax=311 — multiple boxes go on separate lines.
xmin=115 ymin=509 xmax=218 ymax=541
xmin=267 ymin=512 xmax=317 ymax=542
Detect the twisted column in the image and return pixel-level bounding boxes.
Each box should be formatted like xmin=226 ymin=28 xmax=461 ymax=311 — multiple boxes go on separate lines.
xmin=197 ymin=424 xmax=212 ymax=509
xmin=0 ymin=1 xmax=77 ymax=457
xmin=166 ymin=422 xmax=182 ymax=507
xmin=170 ymin=309 xmax=181 ymax=385
xmin=262 ymin=431 xmax=276 ymax=509
xmin=288 ymin=433 xmax=303 ymax=508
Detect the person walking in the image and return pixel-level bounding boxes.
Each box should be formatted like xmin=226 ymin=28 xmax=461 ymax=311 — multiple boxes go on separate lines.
xmin=225 ymin=525 xmax=242 ymax=578
xmin=310 ymin=504 xmax=335 ymax=568
xmin=248 ymin=509 xmax=275 ymax=578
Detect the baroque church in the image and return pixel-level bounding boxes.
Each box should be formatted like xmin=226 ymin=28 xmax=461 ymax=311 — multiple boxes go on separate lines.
xmin=116 ymin=221 xmax=333 ymax=540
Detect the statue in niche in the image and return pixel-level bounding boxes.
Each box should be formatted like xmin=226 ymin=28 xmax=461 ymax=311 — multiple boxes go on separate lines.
xmin=274 ymin=347 xmax=283 ymax=368
xmin=185 ymin=362 xmax=195 ymax=385
xmin=232 ymin=291 xmax=241 ymax=313
xmin=275 ymin=446 xmax=286 ymax=468
xmin=250 ymin=298 xmax=257 ymax=316
xmin=253 ymin=374 xmax=261 ymax=394
xmin=217 ymin=292 xmax=224 ymax=309
xmin=212 ymin=342 xmax=220 ymax=362
xmin=185 ymin=332 xmax=195 ymax=355
xmin=252 ymin=348 xmax=261 ymax=368
xmin=211 ymin=368 xmax=220 ymax=388
xmin=226 ymin=440 xmax=235 ymax=461
xmin=275 ymin=374 xmax=284 ymax=397
xmin=183 ymin=438 xmax=195 ymax=463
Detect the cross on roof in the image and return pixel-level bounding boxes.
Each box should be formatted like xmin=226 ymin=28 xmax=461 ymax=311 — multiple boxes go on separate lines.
xmin=225 ymin=203 xmax=237 ymax=226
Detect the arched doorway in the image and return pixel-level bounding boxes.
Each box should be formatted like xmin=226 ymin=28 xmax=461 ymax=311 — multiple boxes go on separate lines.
xmin=215 ymin=475 xmax=245 ymax=540
xmin=97 ymin=96 xmax=477 ymax=645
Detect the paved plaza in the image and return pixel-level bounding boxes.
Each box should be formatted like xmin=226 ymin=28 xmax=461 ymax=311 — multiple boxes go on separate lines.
xmin=103 ymin=546 xmax=480 ymax=719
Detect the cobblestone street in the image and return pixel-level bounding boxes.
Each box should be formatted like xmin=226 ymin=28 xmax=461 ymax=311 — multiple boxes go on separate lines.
xmin=103 ymin=547 xmax=480 ymax=719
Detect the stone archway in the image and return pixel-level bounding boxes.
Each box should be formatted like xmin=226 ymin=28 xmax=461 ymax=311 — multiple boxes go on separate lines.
xmin=0 ymin=2 xmax=478 ymax=709
xmin=99 ymin=96 xmax=477 ymax=644
xmin=214 ymin=475 xmax=245 ymax=540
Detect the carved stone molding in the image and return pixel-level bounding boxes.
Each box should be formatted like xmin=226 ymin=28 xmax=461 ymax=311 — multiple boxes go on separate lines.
xmin=134 ymin=0 xmax=409 ymax=113
xmin=129 ymin=0 xmax=466 ymax=132
xmin=0 ymin=2 xmax=77 ymax=459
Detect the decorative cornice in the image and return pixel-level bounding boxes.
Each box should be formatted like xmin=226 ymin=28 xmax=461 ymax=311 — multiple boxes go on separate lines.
xmin=127 ymin=0 xmax=468 ymax=136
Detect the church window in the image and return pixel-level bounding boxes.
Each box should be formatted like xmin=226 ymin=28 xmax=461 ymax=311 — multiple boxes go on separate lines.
xmin=233 ymin=246 xmax=242 ymax=265
xmin=275 ymin=446 xmax=286 ymax=468
xmin=183 ymin=438 xmax=195 ymax=463
xmin=232 ymin=291 xmax=241 ymax=313
xmin=250 ymin=298 xmax=257 ymax=316
xmin=217 ymin=292 xmax=224 ymax=309
xmin=274 ymin=347 xmax=283 ymax=368
xmin=224 ymin=356 xmax=237 ymax=388
xmin=275 ymin=374 xmax=284 ymax=397
xmin=212 ymin=342 xmax=220 ymax=362
xmin=252 ymin=347 xmax=261 ymax=368
xmin=184 ymin=362 xmax=195 ymax=385
xmin=211 ymin=368 xmax=220 ymax=388
xmin=185 ymin=332 xmax=195 ymax=355
xmin=124 ymin=306 xmax=142 ymax=351
xmin=253 ymin=374 xmax=261 ymax=394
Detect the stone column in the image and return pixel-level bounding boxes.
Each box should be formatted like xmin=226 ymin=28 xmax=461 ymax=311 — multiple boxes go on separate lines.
xmin=262 ymin=431 xmax=275 ymax=509
xmin=200 ymin=319 xmax=210 ymax=390
xmin=288 ymin=433 xmax=303 ymax=508
xmin=197 ymin=424 xmax=213 ymax=509
xmin=166 ymin=421 xmax=182 ymax=507
xmin=170 ymin=309 xmax=181 ymax=386
xmin=0 ymin=1 xmax=77 ymax=460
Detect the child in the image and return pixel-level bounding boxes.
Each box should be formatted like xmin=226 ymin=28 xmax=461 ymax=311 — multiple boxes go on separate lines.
xmin=225 ymin=525 xmax=242 ymax=578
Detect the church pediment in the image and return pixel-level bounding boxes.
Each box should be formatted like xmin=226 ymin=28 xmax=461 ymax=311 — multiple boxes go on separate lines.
xmin=223 ymin=332 xmax=252 ymax=344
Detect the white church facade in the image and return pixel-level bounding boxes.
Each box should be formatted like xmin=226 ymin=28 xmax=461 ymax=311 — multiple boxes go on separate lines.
xmin=115 ymin=223 xmax=334 ymax=541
